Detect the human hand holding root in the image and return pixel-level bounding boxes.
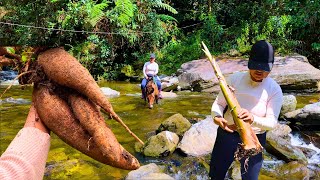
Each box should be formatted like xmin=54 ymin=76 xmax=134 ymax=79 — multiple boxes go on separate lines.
xmin=0 ymin=47 xmax=141 ymax=170
xmin=213 ymin=116 xmax=237 ymax=133
xmin=23 ymin=103 xmax=50 ymax=134
xmin=29 ymin=48 xmax=142 ymax=170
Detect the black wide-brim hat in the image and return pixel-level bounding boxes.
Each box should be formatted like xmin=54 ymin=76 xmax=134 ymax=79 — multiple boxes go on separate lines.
xmin=248 ymin=40 xmax=274 ymax=72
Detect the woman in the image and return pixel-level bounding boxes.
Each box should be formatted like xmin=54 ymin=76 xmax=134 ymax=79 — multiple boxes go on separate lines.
xmin=141 ymin=53 xmax=162 ymax=99
xmin=209 ymin=40 xmax=283 ymax=180
xmin=0 ymin=104 xmax=51 ymax=180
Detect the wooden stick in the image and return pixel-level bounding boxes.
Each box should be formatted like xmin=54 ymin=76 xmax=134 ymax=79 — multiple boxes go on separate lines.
xmin=110 ymin=112 xmax=144 ymax=145
xmin=0 ymin=71 xmax=35 ymax=98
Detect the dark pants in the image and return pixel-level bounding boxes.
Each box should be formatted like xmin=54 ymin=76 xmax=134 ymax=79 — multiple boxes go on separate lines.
xmin=209 ymin=127 xmax=266 ymax=180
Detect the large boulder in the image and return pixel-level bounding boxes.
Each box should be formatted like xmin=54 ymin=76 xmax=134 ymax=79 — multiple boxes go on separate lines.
xmin=142 ymin=131 xmax=179 ymax=157
xmin=126 ymin=163 xmax=174 ymax=180
xmin=284 ymin=102 xmax=320 ymax=126
xmin=157 ymin=113 xmax=191 ymax=136
xmin=270 ymin=124 xmax=292 ymax=137
xmin=177 ymin=59 xmax=247 ymax=92
xmin=260 ymin=161 xmax=310 ymax=180
xmin=270 ymin=55 xmax=320 ymax=92
xmin=177 ymin=116 xmax=219 ymax=157
xmin=177 ymin=55 xmax=320 ymax=92
xmin=161 ymin=76 xmax=179 ymax=92
xmin=266 ymin=126 xmax=308 ymax=164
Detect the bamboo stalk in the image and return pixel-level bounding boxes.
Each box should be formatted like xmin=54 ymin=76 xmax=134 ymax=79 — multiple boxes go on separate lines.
xmin=202 ymin=42 xmax=262 ymax=160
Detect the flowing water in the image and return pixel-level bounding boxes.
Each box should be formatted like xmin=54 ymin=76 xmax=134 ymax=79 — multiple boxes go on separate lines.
xmin=0 ymin=76 xmax=319 ymax=179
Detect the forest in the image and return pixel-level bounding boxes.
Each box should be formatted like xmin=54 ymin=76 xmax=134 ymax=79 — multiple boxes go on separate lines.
xmin=0 ymin=0 xmax=319 ymax=79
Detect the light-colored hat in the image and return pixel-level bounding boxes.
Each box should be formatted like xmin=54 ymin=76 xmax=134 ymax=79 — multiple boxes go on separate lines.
xmin=150 ymin=53 xmax=156 ymax=58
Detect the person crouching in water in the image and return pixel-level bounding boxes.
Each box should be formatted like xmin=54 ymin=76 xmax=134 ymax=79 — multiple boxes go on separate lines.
xmin=141 ymin=53 xmax=162 ymax=99
xmin=209 ymin=40 xmax=283 ymax=180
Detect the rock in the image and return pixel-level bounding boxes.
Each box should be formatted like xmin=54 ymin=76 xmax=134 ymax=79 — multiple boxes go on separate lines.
xmin=140 ymin=173 xmax=174 ymax=180
xmin=266 ymin=131 xmax=308 ymax=164
xmin=308 ymin=164 xmax=320 ymax=180
xmin=45 ymin=159 xmax=96 ymax=178
xmin=177 ymin=72 xmax=202 ymax=91
xmin=284 ymin=109 xmax=302 ymax=119
xmin=177 ymin=116 xmax=219 ymax=157
xmin=297 ymin=146 xmax=317 ymax=159
xmin=230 ymin=161 xmax=241 ymax=180
xmin=284 ymin=102 xmax=320 ymax=126
xmin=277 ymin=161 xmax=310 ymax=180
xmin=126 ymin=163 xmax=174 ymax=180
xmin=270 ymin=56 xmax=320 ymax=92
xmin=134 ymin=142 xmax=144 ymax=153
xmin=269 ymin=124 xmax=292 ymax=137
xmin=176 ymin=55 xmax=320 ymax=92
xmin=280 ymin=95 xmax=297 ymax=116
xmin=260 ymin=161 xmax=310 ymax=180
xmin=161 ymin=91 xmax=178 ymax=98
xmin=100 ymin=87 xmax=120 ymax=97
xmin=143 ymin=131 xmax=179 ymax=157
xmin=161 ymin=76 xmax=179 ymax=92
xmin=157 ymin=113 xmax=191 ymax=136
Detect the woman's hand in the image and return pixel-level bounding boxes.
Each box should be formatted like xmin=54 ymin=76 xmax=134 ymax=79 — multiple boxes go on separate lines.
xmin=24 ymin=103 xmax=50 ymax=134
xmin=213 ymin=116 xmax=236 ymax=133
xmin=238 ymin=108 xmax=254 ymax=124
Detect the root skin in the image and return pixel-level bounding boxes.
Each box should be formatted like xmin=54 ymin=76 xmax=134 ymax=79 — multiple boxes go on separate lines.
xmin=37 ymin=48 xmax=144 ymax=145
xmin=68 ymin=92 xmax=140 ymax=168
xmin=33 ymin=84 xmax=140 ymax=170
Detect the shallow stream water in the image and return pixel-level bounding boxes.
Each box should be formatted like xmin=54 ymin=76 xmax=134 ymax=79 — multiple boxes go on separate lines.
xmin=0 ymin=81 xmax=319 ymax=179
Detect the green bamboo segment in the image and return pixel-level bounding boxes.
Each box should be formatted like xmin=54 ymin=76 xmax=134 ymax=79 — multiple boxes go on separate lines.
xmin=202 ymin=42 xmax=262 ymax=159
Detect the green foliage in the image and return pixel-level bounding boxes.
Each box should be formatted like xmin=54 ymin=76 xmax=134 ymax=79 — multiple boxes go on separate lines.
xmin=149 ymin=0 xmax=178 ymax=14
xmin=157 ymin=33 xmax=202 ymax=75
xmin=68 ymin=34 xmax=115 ymax=79
xmin=201 ymin=15 xmax=225 ymax=53
xmin=86 ymin=1 xmax=109 ymax=27
xmin=236 ymin=23 xmax=251 ymax=54
xmin=111 ymin=0 xmax=135 ymax=26
xmin=121 ymin=65 xmax=135 ymax=77
xmin=1 ymin=0 xmax=319 ymax=80
xmin=311 ymin=43 xmax=320 ymax=52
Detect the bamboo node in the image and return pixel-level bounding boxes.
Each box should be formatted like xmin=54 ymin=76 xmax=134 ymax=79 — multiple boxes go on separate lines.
xmin=230 ymin=106 xmax=236 ymax=112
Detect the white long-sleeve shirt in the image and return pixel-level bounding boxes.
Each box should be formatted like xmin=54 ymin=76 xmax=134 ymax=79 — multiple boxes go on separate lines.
xmin=143 ymin=61 xmax=159 ymax=77
xmin=211 ymin=71 xmax=283 ymax=134
xmin=0 ymin=127 xmax=50 ymax=180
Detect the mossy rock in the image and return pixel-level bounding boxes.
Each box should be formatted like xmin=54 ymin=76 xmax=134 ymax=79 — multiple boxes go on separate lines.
xmin=157 ymin=113 xmax=191 ymax=136
xmin=143 ymin=131 xmax=179 ymax=157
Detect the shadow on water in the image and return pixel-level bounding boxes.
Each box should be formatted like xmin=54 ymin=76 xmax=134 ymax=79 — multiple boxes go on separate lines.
xmin=0 ymin=81 xmax=319 ymax=179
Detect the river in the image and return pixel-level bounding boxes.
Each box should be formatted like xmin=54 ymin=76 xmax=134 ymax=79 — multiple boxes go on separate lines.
xmin=0 ymin=79 xmax=319 ymax=179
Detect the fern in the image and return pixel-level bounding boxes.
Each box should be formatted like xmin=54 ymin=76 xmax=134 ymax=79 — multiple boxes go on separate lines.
xmin=87 ymin=1 xmax=109 ymax=27
xmin=157 ymin=14 xmax=177 ymax=22
xmin=149 ymin=0 xmax=178 ymax=14
xmin=113 ymin=0 xmax=135 ymax=26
